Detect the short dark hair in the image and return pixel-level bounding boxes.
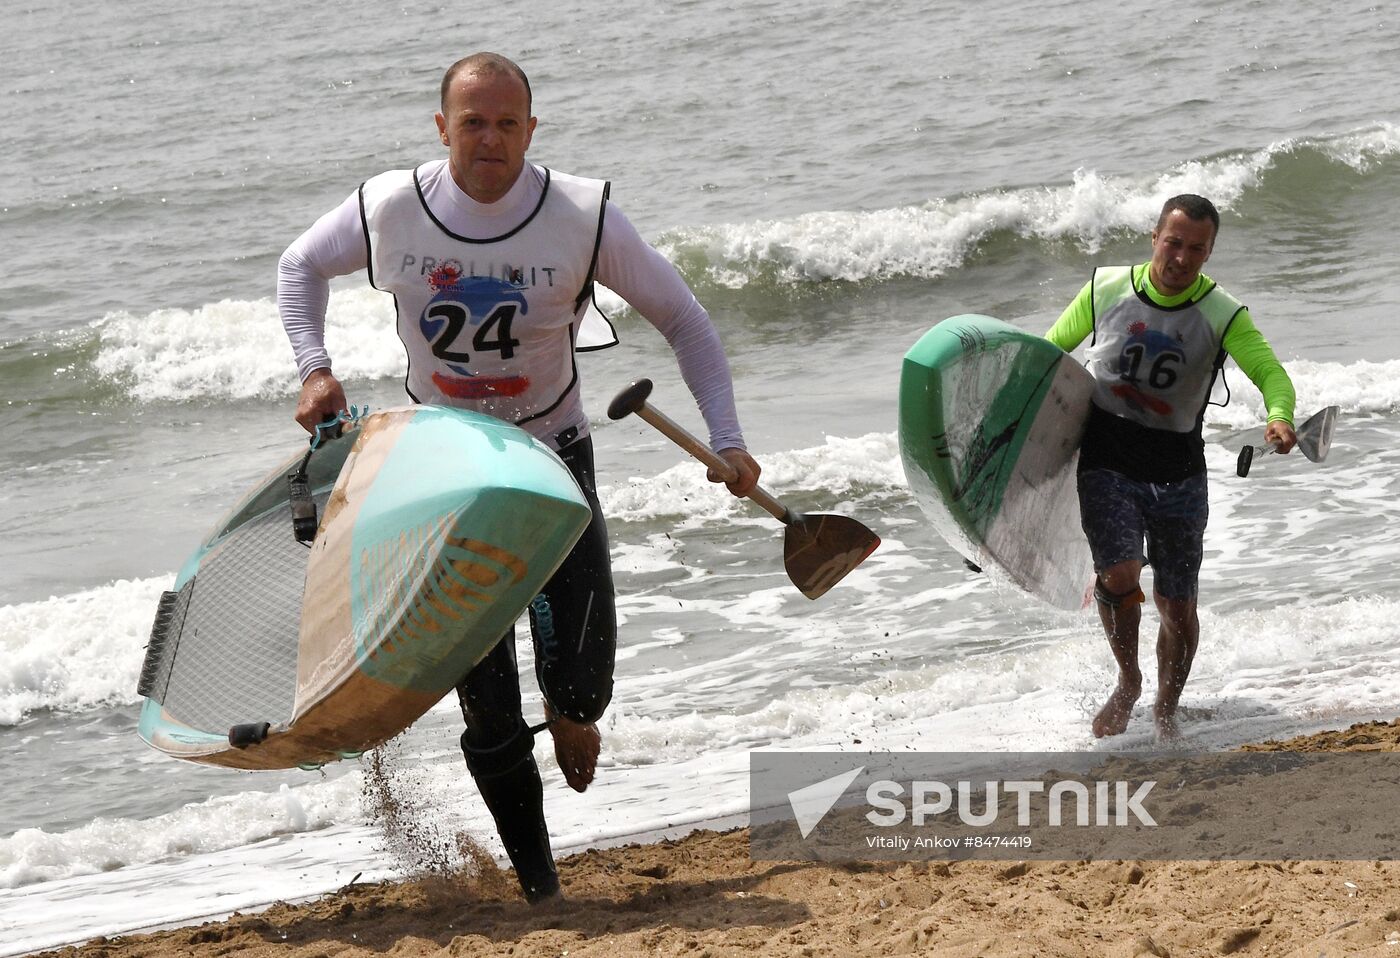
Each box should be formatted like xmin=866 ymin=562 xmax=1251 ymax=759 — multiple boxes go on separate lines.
xmin=1157 ymin=193 xmax=1220 ymax=238
xmin=440 ymin=53 xmax=532 ymax=114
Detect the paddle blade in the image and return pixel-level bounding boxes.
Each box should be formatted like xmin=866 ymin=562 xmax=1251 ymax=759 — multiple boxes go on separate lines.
xmin=1297 ymin=405 xmax=1339 ymax=463
xmin=782 ymin=513 xmax=881 ymax=599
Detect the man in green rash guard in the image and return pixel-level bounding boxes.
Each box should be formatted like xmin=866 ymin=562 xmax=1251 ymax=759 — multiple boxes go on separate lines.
xmin=1045 ymin=193 xmax=1297 ymax=739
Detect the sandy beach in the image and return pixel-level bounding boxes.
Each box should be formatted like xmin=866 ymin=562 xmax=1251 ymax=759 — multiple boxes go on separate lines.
xmin=29 ymin=719 xmax=1400 ymax=958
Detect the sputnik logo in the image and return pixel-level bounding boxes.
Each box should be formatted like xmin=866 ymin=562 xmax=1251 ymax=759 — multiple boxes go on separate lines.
xmin=786 ymin=766 xmax=865 ymax=838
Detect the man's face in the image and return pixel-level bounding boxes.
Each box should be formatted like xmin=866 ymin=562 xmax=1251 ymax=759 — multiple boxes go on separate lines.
xmin=434 ymin=69 xmax=536 ymax=204
xmin=1148 ymin=209 xmax=1215 ymax=296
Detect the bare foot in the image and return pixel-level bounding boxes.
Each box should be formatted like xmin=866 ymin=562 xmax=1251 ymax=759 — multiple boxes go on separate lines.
xmin=1153 ymin=701 xmax=1181 ymax=741
xmin=1092 ymin=684 xmax=1141 ymax=738
xmin=545 ymin=704 xmax=600 ymax=792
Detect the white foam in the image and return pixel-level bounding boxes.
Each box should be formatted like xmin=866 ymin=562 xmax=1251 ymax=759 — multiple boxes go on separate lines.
xmin=91 ymin=287 xmax=402 ymax=402
xmin=609 ymin=534 xmax=694 ymax=577
xmin=605 ymin=587 xmax=1400 ymax=764
xmin=0 ymin=777 xmax=361 ymax=889
xmin=0 ymin=578 xmax=171 ymax=726
xmin=0 ymin=824 xmax=397 ymax=957
xmin=652 ymin=168 xmax=1174 ymax=285
xmin=1201 ymin=358 xmax=1400 ymax=431
xmin=1313 ymin=122 xmax=1400 ymax=171
xmin=601 ymin=431 xmax=903 ymax=523
xmin=75 ymin=125 xmax=1400 ymax=407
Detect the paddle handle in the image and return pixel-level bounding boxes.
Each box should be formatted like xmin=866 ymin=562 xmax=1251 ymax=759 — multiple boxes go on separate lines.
xmin=608 ymin=379 xmax=790 ymax=523
xmin=1236 ymin=442 xmax=1279 ymax=478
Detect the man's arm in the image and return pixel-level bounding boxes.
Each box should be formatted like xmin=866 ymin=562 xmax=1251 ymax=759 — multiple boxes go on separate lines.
xmin=1223 ymin=308 xmax=1297 ymax=451
xmin=278 ymin=192 xmax=368 ymax=432
xmin=594 ymin=203 xmax=760 ymax=495
xmin=1044 ymin=279 xmax=1095 ymax=352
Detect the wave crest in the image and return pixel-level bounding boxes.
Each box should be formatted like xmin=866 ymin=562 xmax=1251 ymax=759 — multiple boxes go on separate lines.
xmin=658 ymin=124 xmax=1399 ymax=288
xmin=90 ymin=288 xmax=403 ymax=403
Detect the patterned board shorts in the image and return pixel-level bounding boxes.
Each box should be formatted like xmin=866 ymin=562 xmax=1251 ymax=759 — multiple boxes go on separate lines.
xmin=1077 ymin=468 xmax=1210 ymax=600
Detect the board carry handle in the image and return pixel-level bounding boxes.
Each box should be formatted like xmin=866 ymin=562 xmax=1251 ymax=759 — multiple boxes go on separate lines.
xmin=309 ymin=404 xmax=370 ymax=450
xmin=607 ymin=379 xmax=789 ymax=522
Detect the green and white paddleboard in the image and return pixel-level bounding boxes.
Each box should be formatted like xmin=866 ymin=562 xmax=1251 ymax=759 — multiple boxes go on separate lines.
xmin=899 ymin=315 xmax=1094 ymax=610
xmin=137 ymin=404 xmax=592 ymax=770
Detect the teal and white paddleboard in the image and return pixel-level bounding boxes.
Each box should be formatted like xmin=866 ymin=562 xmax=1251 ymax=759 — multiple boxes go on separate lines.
xmin=137 ymin=405 xmax=592 ymax=770
xmin=899 ymin=315 xmax=1094 ymax=610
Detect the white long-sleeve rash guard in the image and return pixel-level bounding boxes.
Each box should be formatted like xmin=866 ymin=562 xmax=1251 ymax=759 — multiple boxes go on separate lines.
xmin=278 ymin=160 xmax=746 ymax=452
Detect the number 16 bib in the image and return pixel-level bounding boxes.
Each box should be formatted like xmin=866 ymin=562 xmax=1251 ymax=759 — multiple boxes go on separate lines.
xmin=1084 ymin=265 xmax=1244 ymax=433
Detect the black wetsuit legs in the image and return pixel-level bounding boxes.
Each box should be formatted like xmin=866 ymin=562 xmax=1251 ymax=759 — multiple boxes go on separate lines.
xmin=455 ymin=436 xmax=617 ymax=900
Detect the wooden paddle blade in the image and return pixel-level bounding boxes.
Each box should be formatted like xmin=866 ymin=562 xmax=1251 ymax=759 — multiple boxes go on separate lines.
xmin=783 ymin=513 xmax=881 ymax=599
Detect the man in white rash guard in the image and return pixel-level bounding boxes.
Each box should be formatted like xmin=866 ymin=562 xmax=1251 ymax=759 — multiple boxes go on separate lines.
xmin=277 ymin=52 xmax=761 ymax=903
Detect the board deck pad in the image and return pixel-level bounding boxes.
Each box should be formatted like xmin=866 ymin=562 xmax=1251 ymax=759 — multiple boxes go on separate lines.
xmin=899 ymin=315 xmax=1095 ymax=610
xmin=156 ymin=497 xmax=326 ymax=737
xmin=137 ymin=405 xmax=592 ymax=769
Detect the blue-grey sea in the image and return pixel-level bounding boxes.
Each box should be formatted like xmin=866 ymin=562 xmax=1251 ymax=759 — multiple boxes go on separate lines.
xmin=3 ymin=0 xmax=1399 ymax=952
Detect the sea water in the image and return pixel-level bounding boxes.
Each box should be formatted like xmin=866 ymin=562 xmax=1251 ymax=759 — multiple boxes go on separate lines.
xmin=3 ymin=0 xmax=1399 ymax=952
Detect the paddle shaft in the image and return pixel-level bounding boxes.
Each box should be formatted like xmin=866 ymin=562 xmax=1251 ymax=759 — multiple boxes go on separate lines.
xmin=628 ymin=402 xmax=792 ymax=523
xmin=608 ymin=377 xmax=881 ymax=599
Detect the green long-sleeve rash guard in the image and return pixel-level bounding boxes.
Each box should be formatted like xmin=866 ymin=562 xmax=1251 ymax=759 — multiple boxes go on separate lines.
xmin=1044 ymin=266 xmax=1296 ymax=426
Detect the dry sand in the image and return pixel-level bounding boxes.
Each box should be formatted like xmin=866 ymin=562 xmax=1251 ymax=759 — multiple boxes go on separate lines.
xmin=32 ymin=719 xmax=1400 ymax=958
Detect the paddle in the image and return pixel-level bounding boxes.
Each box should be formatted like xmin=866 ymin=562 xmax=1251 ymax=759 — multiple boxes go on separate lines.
xmin=1236 ymin=405 xmax=1339 ymax=478
xmin=607 ymin=379 xmax=881 ymax=599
